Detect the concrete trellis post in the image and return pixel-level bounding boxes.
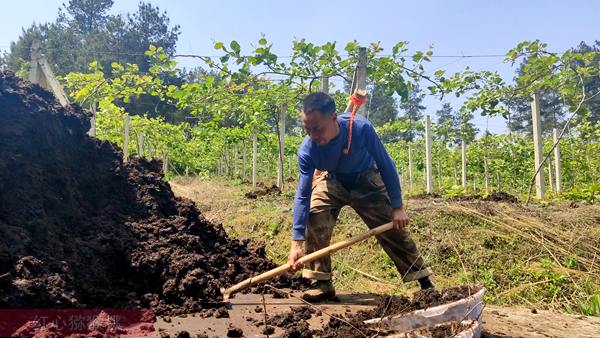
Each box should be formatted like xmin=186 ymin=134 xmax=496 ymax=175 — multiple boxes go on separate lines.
xmin=242 ymin=140 xmax=247 ymax=181
xmin=531 ymin=93 xmax=546 ymax=199
xmin=162 ymin=150 xmax=169 ymax=175
xmin=89 ymin=103 xmax=97 ymax=137
xmin=461 ymin=140 xmax=467 ymax=189
xmin=233 ymin=143 xmax=239 ymax=179
xmin=277 ymin=104 xmax=287 ymax=190
xmin=408 ymin=147 xmax=414 ymax=191
xmin=252 ymin=131 xmax=258 ymax=188
xmin=424 ymin=115 xmax=433 ymax=193
xmin=123 ymin=115 xmax=131 ymax=163
xmin=484 ymin=156 xmax=489 ymax=194
xmin=553 ymin=128 xmax=562 ymax=193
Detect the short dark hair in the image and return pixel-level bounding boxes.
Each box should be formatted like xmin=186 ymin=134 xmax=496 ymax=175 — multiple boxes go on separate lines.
xmin=303 ymin=92 xmax=336 ymax=116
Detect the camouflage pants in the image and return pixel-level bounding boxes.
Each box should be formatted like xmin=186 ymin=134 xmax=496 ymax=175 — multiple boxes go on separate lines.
xmin=302 ymin=169 xmax=432 ymax=282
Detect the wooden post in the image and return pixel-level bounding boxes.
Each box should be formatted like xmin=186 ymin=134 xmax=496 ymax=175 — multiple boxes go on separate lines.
xmin=89 ymin=103 xmax=97 ymax=137
xmin=484 ymin=155 xmax=489 ymax=194
xmin=242 ymin=140 xmax=247 ymax=181
xmin=408 ymin=147 xmax=414 ymax=191
xmin=123 ymin=115 xmax=131 ymax=163
xmin=531 ymin=93 xmax=546 ymax=199
xmin=320 ymin=75 xmax=329 ymax=93
xmin=461 ymin=140 xmax=467 ymax=189
xmin=553 ymin=128 xmax=562 ymax=193
xmin=424 ymin=115 xmax=433 ymax=193
xmin=277 ymin=104 xmax=287 ymax=190
xmin=252 ymin=131 xmax=258 ymax=188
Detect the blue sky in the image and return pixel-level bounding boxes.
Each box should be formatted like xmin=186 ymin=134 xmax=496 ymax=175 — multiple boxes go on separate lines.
xmin=1 ymin=0 xmax=598 ymax=134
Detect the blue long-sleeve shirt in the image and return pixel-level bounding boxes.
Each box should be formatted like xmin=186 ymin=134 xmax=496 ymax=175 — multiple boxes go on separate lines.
xmin=292 ymin=112 xmax=403 ymax=240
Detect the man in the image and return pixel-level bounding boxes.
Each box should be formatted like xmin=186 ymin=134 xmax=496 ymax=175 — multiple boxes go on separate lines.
xmin=288 ymin=91 xmax=433 ymax=302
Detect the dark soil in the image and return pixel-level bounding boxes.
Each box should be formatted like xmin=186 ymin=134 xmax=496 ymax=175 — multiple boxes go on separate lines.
xmin=0 ymin=71 xmax=304 ymax=317
xmin=483 ymin=192 xmax=519 ymax=203
xmin=267 ymin=306 xmax=319 ymax=328
xmin=321 ymin=310 xmax=383 ymax=338
xmin=226 ymin=325 xmax=243 ymax=337
xmin=260 ymin=306 xmax=321 ymax=338
xmin=377 ymin=284 xmax=483 ymax=316
xmin=402 ymin=321 xmax=472 ymax=338
xmin=447 ymin=192 xmax=519 ymax=203
xmin=244 ymin=184 xmax=281 ymax=199
xmin=410 ymin=192 xmax=442 ymax=199
xmin=320 ymin=284 xmax=483 ymax=337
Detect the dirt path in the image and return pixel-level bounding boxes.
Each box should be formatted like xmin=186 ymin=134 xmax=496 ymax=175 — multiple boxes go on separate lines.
xmin=154 ymin=291 xmax=377 ymax=337
xmin=482 ymin=305 xmax=600 ymax=338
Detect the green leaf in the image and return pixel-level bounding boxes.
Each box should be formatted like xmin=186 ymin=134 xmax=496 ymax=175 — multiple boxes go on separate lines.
xmin=259 ymin=38 xmax=267 ymax=46
xmin=230 ymin=40 xmax=241 ymax=53
xmin=412 ymin=51 xmax=424 ymax=63
xmin=214 ymin=42 xmax=224 ymax=50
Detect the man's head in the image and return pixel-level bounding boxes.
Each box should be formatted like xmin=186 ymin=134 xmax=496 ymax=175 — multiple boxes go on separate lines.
xmin=301 ymin=92 xmax=338 ymax=145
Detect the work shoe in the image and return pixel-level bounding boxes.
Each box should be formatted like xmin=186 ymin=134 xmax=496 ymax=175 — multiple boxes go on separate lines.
xmin=302 ymin=280 xmax=336 ymax=302
xmin=418 ymin=276 xmax=435 ymax=290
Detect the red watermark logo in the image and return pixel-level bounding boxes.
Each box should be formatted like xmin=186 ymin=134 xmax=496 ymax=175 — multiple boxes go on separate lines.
xmin=0 ymin=309 xmax=155 ymax=337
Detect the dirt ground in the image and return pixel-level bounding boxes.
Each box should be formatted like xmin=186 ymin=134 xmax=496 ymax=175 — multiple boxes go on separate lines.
xmin=169 ymin=178 xmax=600 ymax=337
xmin=152 ymin=292 xmax=600 ymax=337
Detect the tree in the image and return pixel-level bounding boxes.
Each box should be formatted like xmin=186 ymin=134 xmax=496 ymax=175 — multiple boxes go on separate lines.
xmin=571 ymin=41 xmax=600 ymax=126
xmin=5 ymin=1 xmax=180 ymax=75
xmin=366 ymin=84 xmax=399 ymax=127
xmin=435 ymin=102 xmax=457 ymax=146
xmin=60 ymin=0 xmax=114 ymax=34
xmin=456 ymin=108 xmax=477 ymax=144
xmin=117 ymin=2 xmax=180 ymax=72
xmin=397 ymin=86 xmax=426 ymax=141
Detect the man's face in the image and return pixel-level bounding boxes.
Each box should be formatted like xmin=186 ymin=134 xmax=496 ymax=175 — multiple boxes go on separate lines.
xmin=301 ymin=111 xmax=338 ymax=145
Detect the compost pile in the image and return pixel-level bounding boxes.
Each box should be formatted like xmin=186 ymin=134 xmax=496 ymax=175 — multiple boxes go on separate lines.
xmin=0 ymin=71 xmax=301 ymax=316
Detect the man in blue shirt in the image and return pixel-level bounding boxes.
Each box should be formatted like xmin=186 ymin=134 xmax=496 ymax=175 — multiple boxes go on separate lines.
xmin=288 ymin=92 xmax=433 ymax=302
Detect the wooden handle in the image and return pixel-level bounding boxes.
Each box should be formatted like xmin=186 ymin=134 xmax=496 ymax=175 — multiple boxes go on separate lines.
xmin=221 ymin=222 xmax=394 ymax=299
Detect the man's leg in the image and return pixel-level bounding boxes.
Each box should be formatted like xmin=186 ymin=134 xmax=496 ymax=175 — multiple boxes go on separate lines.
xmin=350 ymin=170 xmax=433 ymax=285
xmin=302 ymin=172 xmax=347 ymax=301
xmin=303 ymin=209 xmax=339 ymax=280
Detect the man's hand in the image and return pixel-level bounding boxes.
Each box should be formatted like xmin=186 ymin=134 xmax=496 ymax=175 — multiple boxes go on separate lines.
xmin=392 ymin=207 xmax=409 ymax=231
xmin=287 ymin=240 xmax=305 ymax=272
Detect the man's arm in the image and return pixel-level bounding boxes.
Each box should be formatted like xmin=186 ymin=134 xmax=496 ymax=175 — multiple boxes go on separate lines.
xmin=291 ymin=153 xmax=315 ymax=241
xmin=364 ymin=123 xmax=403 ymax=208
xmin=288 ymin=152 xmax=315 ymax=271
